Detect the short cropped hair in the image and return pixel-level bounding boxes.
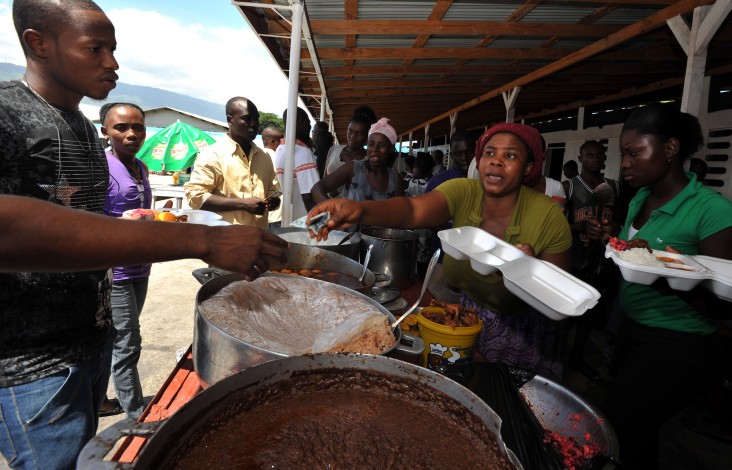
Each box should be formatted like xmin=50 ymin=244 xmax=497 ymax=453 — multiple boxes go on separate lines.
xmin=13 ymin=0 xmax=103 ymax=54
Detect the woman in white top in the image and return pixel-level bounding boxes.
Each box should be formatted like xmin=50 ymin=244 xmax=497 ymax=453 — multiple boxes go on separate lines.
xmin=324 ymin=106 xmax=377 ymax=196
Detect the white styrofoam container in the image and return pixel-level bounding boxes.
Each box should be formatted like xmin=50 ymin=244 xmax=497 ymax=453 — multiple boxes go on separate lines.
xmin=605 ymin=246 xmax=708 ymax=291
xmin=500 ymin=257 xmax=601 ymax=321
xmin=438 ymin=227 xmax=598 ymax=319
xmin=438 ymin=226 xmax=497 ymax=261
xmin=693 ymin=255 xmax=732 ymax=301
xmin=173 ymin=209 xmax=223 ymax=224
xmin=468 ymin=252 xmax=506 ymax=276
xmin=205 ymin=220 xmax=232 ymax=227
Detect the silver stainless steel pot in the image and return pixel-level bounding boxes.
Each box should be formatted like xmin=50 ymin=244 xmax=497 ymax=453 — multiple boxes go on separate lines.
xmin=269 ymin=226 xmax=361 ymax=261
xmin=191 ymin=243 xmax=376 ymax=296
xmin=360 ymin=226 xmax=419 ymax=289
xmin=191 ymin=272 xmax=423 ymax=387
xmin=271 ymin=241 xmax=375 ymax=295
xmin=78 ymin=354 xmax=522 ymax=470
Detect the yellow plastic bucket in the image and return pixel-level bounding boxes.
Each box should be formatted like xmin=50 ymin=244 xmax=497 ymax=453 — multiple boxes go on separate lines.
xmin=417 ymin=308 xmax=483 ymax=370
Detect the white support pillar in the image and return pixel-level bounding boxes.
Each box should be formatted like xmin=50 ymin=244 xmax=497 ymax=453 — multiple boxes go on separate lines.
xmin=449 ymin=113 xmax=458 ymax=137
xmin=282 ymin=0 xmax=304 ymax=227
xmin=397 ymin=138 xmax=404 ymax=173
xmin=408 ymin=132 xmax=413 ymax=155
xmin=424 ymin=124 xmax=431 ymax=152
xmin=319 ymin=90 xmax=326 ymax=122
xmin=671 ymin=1 xmax=732 ymax=116
xmin=577 ymin=107 xmax=585 ymax=131
xmin=682 ymin=6 xmax=711 ymax=116
xmin=502 ymin=87 xmax=521 ymax=123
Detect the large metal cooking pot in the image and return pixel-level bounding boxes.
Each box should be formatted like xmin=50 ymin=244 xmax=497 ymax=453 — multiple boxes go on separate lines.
xmin=192 ymin=272 xmax=423 ymax=387
xmin=269 ymin=226 xmax=360 ymax=261
xmin=520 ymin=374 xmax=620 ymax=464
xmin=78 ymin=354 xmax=522 ymax=469
xmin=360 ymin=226 xmax=419 ymax=289
xmin=192 ymin=243 xmax=375 ymax=296
xmin=271 ymin=241 xmax=375 ymax=295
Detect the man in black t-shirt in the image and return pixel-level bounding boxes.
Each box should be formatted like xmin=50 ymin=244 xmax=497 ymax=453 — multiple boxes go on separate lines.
xmin=0 ymin=2 xmax=288 ymax=469
xmin=0 ymin=2 xmax=119 ymax=468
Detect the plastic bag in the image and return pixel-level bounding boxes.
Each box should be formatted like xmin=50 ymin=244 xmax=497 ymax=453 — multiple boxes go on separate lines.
xmin=198 ymin=276 xmax=392 ymax=355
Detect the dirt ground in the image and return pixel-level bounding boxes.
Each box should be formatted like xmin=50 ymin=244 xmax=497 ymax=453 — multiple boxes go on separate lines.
xmin=97 ymin=257 xmax=207 ymax=433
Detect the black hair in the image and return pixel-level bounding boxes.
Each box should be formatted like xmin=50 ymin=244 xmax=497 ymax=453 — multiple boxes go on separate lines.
xmin=99 ymin=102 xmax=145 ymax=125
xmin=350 ymin=105 xmax=377 ymax=128
xmin=563 ymin=160 xmax=578 ymax=170
xmin=262 ymin=126 xmax=283 ymax=140
xmin=450 ymin=129 xmax=475 ymax=146
xmin=689 ymin=157 xmax=708 ymax=179
xmin=14 ymin=0 xmax=104 ymax=54
xmin=579 ymin=140 xmax=605 ymax=155
xmin=312 ymin=121 xmax=334 ymax=177
xmin=414 ymin=152 xmax=434 ymax=178
xmin=404 ymin=154 xmax=416 ymax=168
xmin=226 ymin=96 xmax=258 ymax=117
xmin=282 ymin=107 xmax=313 ymax=147
xmin=622 ymin=103 xmax=704 ymax=160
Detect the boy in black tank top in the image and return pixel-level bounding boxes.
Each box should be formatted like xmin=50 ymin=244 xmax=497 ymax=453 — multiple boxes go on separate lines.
xmin=562 ymin=141 xmax=619 ymax=381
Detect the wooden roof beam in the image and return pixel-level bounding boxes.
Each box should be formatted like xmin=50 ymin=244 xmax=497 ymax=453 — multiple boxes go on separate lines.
xmin=401 ymin=0 xmax=714 ymax=136
xmin=309 ymin=46 xmax=684 ymax=61
xmin=312 ymin=61 xmax=684 ymax=82
xmin=343 ymin=0 xmax=358 ymax=68
xmin=400 ymin=0 xmax=454 ymax=73
xmin=307 ymin=20 xmax=622 ymax=37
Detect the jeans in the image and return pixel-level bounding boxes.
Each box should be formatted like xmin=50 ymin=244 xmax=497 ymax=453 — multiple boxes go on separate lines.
xmin=0 ymin=340 xmax=112 ymax=470
xmin=109 ymin=277 xmax=149 ymax=420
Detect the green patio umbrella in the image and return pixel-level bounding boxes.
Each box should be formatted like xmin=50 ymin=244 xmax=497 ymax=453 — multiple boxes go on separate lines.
xmin=137 ymin=120 xmax=216 ymax=171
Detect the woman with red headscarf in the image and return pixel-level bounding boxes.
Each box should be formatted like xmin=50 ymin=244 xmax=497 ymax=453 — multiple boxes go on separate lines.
xmin=308 ymin=123 xmax=572 ymax=379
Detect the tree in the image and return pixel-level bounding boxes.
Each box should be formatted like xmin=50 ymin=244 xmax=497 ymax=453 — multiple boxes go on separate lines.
xmin=259 ymin=112 xmax=284 ymax=133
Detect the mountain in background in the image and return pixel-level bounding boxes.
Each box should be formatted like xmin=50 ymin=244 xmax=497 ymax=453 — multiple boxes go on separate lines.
xmin=0 ymin=62 xmax=225 ymax=121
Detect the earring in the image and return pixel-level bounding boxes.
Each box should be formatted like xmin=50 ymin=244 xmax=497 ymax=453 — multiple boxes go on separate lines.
xmin=667 ymin=157 xmax=672 ymax=165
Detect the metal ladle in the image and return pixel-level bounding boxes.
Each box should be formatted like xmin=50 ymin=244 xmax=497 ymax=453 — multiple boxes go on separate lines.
xmin=359 ymin=244 xmax=374 ymax=282
xmin=337 ymin=231 xmax=356 ymax=246
xmin=391 ymin=248 xmax=441 ymax=329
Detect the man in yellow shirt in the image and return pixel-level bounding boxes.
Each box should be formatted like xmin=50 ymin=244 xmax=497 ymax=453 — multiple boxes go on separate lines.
xmin=185 ymin=97 xmax=281 ymax=228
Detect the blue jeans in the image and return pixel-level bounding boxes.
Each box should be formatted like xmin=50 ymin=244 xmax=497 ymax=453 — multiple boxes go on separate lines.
xmin=0 ymin=340 xmax=112 ymax=470
xmin=109 ymin=277 xmax=149 ymax=420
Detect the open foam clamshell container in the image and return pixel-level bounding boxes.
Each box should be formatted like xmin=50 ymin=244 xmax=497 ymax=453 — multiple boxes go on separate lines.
xmin=438 ymin=227 xmax=600 ymax=321
xmin=694 ymin=255 xmax=732 ymax=301
xmin=605 ymin=245 xmax=732 ymax=296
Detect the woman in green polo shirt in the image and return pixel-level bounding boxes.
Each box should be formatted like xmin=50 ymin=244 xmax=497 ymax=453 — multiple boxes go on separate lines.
xmin=308 ymin=123 xmax=572 ymax=380
xmin=603 ymin=103 xmax=732 ymax=469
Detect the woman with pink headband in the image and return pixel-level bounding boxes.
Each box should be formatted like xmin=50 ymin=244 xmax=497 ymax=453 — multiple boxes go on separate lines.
xmin=308 ymin=122 xmax=572 ymax=380
xmin=311 ymin=117 xmax=403 ymax=204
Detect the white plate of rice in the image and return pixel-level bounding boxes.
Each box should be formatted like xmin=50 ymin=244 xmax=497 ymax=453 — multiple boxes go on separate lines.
xmin=605 ymin=245 xmax=708 ymax=291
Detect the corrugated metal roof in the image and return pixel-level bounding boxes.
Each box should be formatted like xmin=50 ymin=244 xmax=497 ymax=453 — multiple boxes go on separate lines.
xmin=357 ymin=1 xmax=435 ymax=20
xmin=443 ymin=2 xmax=526 ymax=21
xmin=235 ymin=0 xmax=732 ymax=141
xmin=355 ymin=36 xmax=419 ymax=48
xmin=483 ymin=37 xmax=555 ymax=48
xmin=522 ymin=5 xmax=604 ymax=23
xmin=594 ymin=8 xmax=664 ymax=24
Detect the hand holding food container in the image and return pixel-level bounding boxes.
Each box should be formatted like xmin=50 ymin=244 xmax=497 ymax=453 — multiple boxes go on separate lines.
xmin=605 ymin=236 xmax=732 ymax=299
xmin=438 ymin=226 xmax=601 ymax=321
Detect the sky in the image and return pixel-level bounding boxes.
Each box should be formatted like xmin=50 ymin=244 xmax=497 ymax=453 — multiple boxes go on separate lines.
xmin=0 ymin=0 xmax=296 ymax=117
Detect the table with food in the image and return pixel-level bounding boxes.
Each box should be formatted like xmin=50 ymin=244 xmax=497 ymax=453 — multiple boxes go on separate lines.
xmin=78 ymin=211 xmax=663 ymax=469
